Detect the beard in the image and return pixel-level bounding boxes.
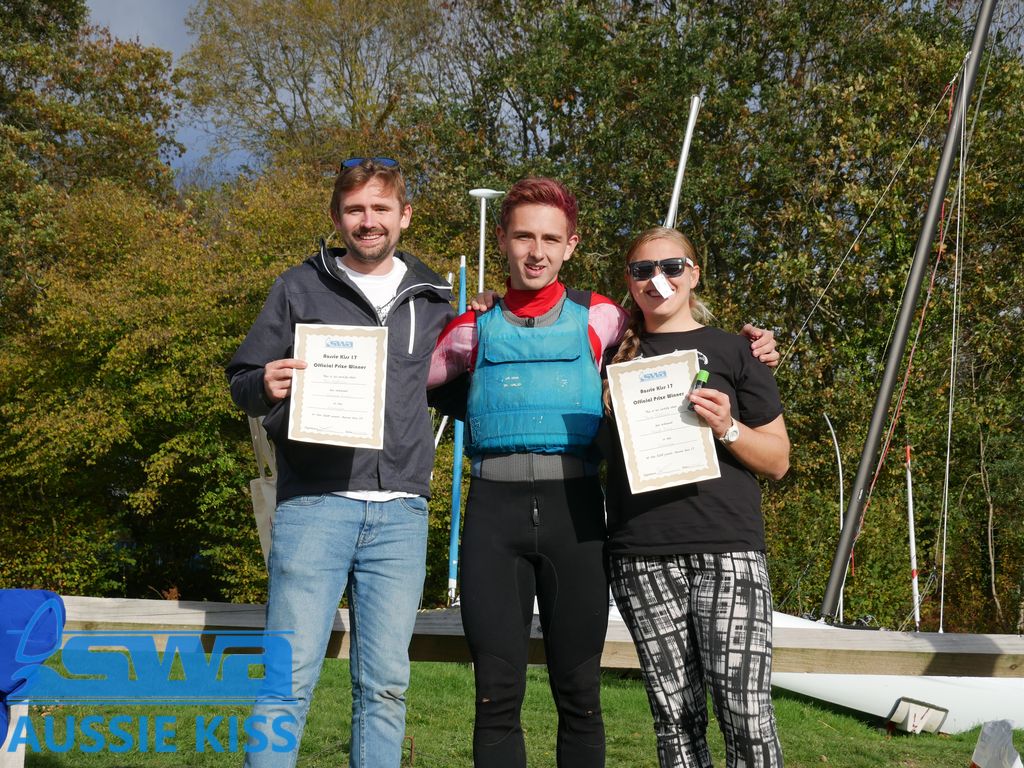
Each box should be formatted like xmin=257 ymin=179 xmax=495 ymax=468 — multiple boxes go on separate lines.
xmin=342 ymin=227 xmax=397 ymax=265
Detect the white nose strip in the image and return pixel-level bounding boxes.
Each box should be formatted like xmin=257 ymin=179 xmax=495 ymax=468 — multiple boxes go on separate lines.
xmin=652 ymin=272 xmax=675 ymax=298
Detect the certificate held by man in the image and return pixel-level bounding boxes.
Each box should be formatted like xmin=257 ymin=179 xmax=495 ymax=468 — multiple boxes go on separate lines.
xmin=288 ymin=324 xmax=388 ymax=448
xmin=606 ymin=349 xmax=721 ymax=494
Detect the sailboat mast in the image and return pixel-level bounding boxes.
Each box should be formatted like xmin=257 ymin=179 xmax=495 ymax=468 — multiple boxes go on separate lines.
xmin=819 ymin=0 xmax=998 ymax=621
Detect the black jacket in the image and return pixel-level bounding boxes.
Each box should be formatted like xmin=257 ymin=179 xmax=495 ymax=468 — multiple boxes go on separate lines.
xmin=226 ymin=245 xmax=455 ymax=502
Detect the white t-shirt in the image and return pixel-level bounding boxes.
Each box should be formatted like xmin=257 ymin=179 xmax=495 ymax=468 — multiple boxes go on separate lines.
xmin=334 ymin=256 xmax=415 ymax=502
xmin=336 ymin=256 xmax=408 ymax=323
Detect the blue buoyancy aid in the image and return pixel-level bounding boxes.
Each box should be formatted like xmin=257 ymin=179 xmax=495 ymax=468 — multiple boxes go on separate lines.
xmin=466 ymin=294 xmax=603 ymax=456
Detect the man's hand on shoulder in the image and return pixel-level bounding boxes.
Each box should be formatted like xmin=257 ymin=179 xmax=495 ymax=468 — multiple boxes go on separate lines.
xmin=264 ymin=358 xmax=307 ymax=403
xmin=740 ymin=324 xmax=779 ymax=368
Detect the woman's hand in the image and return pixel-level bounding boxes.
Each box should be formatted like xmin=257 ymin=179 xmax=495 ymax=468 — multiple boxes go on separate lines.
xmin=687 ymin=387 xmax=733 ymax=439
xmin=688 ymin=387 xmax=790 ymax=479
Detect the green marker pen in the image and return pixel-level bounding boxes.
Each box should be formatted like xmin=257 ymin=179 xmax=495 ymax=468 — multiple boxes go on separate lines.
xmin=687 ymin=369 xmax=709 ymax=411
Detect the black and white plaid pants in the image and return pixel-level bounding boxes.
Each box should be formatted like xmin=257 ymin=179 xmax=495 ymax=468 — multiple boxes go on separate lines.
xmin=609 ymin=551 xmax=783 ymax=768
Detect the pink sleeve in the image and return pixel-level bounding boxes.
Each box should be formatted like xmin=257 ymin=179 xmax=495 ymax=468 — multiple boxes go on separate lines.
xmin=428 ymin=311 xmax=478 ymax=388
xmin=588 ymin=294 xmax=629 ymax=369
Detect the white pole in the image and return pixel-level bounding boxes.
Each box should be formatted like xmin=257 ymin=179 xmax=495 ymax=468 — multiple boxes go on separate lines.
xmin=906 ymin=444 xmax=922 ymax=631
xmin=663 ymin=95 xmax=702 ymax=229
xmin=477 ymin=197 xmax=486 ymax=293
xmin=469 ymin=188 xmax=503 ymax=294
xmin=823 ymin=413 xmax=845 ymax=623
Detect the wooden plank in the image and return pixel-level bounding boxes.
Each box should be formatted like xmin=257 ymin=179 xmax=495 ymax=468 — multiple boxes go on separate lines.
xmin=58 ymin=597 xmax=1024 ymax=677
xmin=64 ymin=596 xmax=269 ymax=631
xmin=772 ymin=627 xmax=1024 ymax=677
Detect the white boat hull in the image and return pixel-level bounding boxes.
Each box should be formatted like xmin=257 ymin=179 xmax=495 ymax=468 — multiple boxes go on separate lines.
xmin=771 ymin=613 xmax=1023 ymax=734
xmin=607 ymin=607 xmax=1024 ymax=734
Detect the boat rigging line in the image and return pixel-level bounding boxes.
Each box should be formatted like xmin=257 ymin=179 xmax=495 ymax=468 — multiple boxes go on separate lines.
xmin=819 ymin=0 xmax=997 ymax=622
xmin=787 ymin=66 xmax=970 ymax=623
xmin=939 ymin=70 xmax=970 ymax=633
xmin=775 ymin=76 xmax=957 ymax=373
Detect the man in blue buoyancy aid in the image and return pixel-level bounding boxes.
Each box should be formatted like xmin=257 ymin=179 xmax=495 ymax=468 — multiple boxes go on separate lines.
xmin=428 ymin=177 xmax=778 ymax=768
xmin=429 ymin=177 xmax=615 ymax=768
xmin=465 ymin=287 xmax=605 ymax=456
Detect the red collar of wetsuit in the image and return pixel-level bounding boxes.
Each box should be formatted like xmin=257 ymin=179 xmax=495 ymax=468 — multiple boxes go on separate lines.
xmin=502 ymin=279 xmax=565 ymax=318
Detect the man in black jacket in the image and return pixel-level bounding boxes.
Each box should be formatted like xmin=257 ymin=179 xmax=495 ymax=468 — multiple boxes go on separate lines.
xmin=227 ymin=158 xmax=454 ymax=768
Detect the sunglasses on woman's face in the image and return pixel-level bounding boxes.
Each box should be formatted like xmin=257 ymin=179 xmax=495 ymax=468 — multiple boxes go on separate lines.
xmin=627 ymin=257 xmax=694 ymax=281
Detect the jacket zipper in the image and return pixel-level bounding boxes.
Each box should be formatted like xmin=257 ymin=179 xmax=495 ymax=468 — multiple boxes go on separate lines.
xmin=319 ymin=243 xmax=451 ymax=339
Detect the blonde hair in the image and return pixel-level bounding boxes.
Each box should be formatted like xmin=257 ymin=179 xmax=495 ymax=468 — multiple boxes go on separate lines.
xmin=602 ymin=227 xmax=713 ymax=414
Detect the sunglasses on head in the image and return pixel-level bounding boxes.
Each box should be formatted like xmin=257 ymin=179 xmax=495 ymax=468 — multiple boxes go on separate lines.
xmin=340 ymin=156 xmax=400 ymax=171
xmin=627 ymin=257 xmax=694 ymax=280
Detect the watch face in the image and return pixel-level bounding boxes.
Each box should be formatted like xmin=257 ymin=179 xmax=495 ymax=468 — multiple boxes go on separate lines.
xmin=721 ymin=422 xmax=739 ymax=443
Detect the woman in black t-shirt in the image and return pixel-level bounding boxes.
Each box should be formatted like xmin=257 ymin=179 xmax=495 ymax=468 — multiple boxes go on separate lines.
xmin=602 ymin=227 xmax=790 ymax=768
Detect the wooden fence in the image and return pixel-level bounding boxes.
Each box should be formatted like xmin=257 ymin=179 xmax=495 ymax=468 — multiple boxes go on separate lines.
xmin=58 ymin=595 xmax=1024 ymax=677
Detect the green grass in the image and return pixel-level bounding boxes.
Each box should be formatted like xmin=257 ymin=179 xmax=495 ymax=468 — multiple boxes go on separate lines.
xmin=16 ymin=659 xmax=1020 ymax=766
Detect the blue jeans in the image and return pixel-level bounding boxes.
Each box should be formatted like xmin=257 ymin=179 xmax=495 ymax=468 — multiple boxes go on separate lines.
xmin=244 ymin=494 xmax=429 ymax=768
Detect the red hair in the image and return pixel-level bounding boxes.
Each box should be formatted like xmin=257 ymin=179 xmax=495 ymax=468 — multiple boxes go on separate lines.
xmin=500 ymin=177 xmax=578 ymax=236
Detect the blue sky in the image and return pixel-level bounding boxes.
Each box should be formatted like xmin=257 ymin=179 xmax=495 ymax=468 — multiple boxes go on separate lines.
xmin=85 ymin=0 xmax=244 ymax=176
xmin=86 ymin=0 xmax=195 ymax=60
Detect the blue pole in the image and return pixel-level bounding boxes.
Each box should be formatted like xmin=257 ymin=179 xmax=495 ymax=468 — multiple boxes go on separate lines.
xmin=447 ymin=256 xmax=467 ymax=604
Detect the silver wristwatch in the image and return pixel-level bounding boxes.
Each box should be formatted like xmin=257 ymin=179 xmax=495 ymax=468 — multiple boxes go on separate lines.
xmin=718 ymin=419 xmax=740 ymax=445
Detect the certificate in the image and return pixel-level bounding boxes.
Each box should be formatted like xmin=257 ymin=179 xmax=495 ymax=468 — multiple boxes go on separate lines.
xmin=606 ymin=350 xmax=720 ymax=494
xmin=287 ymin=324 xmax=388 ymax=448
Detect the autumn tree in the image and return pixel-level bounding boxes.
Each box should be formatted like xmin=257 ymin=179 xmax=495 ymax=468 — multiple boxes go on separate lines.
xmin=3 ymin=0 xmax=1023 ymax=631
xmin=178 ymin=0 xmax=443 ymax=165
xmin=0 ymin=3 xmax=191 ymax=595
xmin=0 ymin=170 xmax=334 ymax=600
xmin=174 ymin=0 xmax=1024 ymax=623
xmin=403 ymin=0 xmax=1024 ymax=628
xmin=0 ymin=1 xmax=181 ymax=334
